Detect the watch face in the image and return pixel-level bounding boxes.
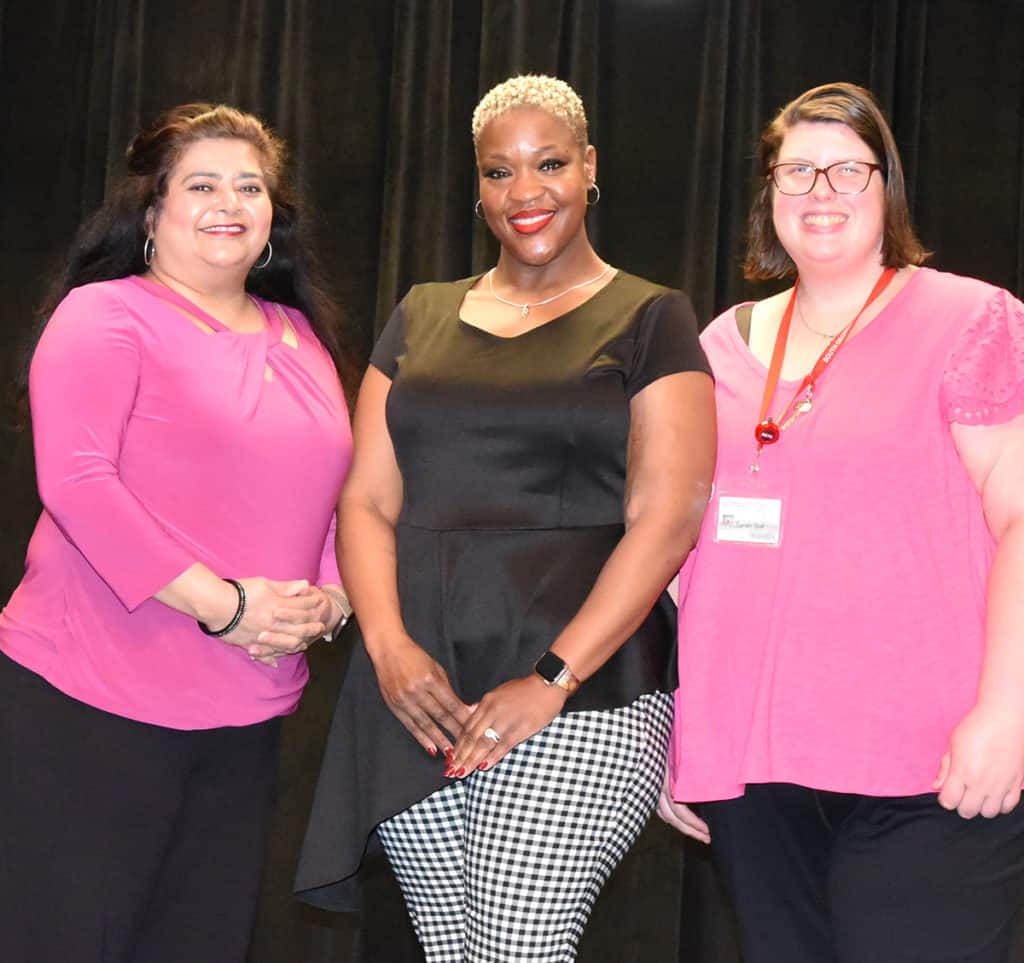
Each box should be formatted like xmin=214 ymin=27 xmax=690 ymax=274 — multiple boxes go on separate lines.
xmin=534 ymin=651 xmax=566 ymax=683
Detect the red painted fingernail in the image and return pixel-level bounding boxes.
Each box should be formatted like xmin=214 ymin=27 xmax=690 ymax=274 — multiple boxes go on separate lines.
xmin=443 ymin=746 xmax=454 ymax=760
xmin=426 ymin=745 xmax=437 ymax=757
xmin=455 ymin=767 xmax=466 ymax=777
xmin=477 ymin=761 xmax=489 ymax=771
xmin=444 ymin=766 xmax=455 ymax=777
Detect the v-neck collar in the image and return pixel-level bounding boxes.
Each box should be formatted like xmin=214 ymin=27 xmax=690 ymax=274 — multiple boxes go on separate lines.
xmin=127 ymin=274 xmax=282 ymax=345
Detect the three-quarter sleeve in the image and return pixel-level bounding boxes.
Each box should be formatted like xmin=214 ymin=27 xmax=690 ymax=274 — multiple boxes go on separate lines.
xmin=369 ymin=300 xmax=407 ymax=378
xmin=29 ymin=285 xmax=197 ymax=610
xmin=626 ymin=290 xmax=712 ymax=399
xmin=940 ymin=287 xmax=1024 ymax=426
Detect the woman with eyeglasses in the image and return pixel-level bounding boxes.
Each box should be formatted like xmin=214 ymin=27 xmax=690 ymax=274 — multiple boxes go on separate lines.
xmin=658 ymin=82 xmax=1024 ymax=962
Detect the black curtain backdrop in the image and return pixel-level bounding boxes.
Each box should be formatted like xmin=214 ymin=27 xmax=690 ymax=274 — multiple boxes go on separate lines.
xmin=2 ymin=2 xmax=1024 ymax=961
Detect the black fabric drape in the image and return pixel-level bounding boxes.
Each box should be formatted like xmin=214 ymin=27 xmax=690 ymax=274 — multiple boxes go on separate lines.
xmin=2 ymin=2 xmax=1024 ymax=961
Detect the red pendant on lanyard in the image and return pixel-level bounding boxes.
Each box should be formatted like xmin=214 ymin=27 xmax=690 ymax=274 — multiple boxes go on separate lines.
xmin=753 ymin=267 xmax=897 ymax=452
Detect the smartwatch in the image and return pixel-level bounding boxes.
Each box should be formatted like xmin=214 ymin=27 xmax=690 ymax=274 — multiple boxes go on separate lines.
xmin=533 ymin=651 xmax=580 ymax=694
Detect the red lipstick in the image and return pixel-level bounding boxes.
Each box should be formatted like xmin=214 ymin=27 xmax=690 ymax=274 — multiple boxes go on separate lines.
xmin=509 ymin=209 xmax=555 ymax=235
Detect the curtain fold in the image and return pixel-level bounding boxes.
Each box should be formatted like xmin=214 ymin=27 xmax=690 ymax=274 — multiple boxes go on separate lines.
xmin=672 ymin=0 xmax=768 ymax=321
xmin=374 ymin=0 xmax=482 ymax=320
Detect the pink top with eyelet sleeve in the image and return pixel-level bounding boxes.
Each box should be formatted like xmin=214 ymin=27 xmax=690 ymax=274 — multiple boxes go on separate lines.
xmin=0 ymin=276 xmax=352 ymax=729
xmin=669 ymin=268 xmax=1024 ymax=802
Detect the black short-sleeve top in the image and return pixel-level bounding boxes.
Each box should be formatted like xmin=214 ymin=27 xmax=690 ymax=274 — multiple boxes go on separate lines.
xmin=367 ymin=270 xmax=710 ymax=709
xmin=373 ymin=271 xmax=709 ymax=529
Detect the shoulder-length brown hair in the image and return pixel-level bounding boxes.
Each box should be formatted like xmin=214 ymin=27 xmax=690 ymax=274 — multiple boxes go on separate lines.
xmin=744 ymin=82 xmax=928 ymax=281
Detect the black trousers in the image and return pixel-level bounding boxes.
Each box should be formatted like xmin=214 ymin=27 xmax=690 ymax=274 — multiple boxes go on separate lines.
xmin=0 ymin=651 xmax=281 ymax=963
xmin=702 ymin=782 xmax=1024 ymax=963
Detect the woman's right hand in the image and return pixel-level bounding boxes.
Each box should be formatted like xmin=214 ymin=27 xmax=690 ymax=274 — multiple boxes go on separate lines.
xmin=369 ymin=635 xmax=473 ymax=756
xmin=656 ymin=771 xmax=711 ymax=844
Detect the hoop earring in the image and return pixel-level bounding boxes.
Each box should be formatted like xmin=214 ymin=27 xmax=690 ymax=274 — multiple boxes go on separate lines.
xmin=474 ymin=200 xmax=485 ymax=220
xmin=586 ymin=183 xmax=601 ymax=207
xmin=252 ymin=241 xmax=273 ymax=270
xmin=143 ymin=236 xmax=155 ymax=266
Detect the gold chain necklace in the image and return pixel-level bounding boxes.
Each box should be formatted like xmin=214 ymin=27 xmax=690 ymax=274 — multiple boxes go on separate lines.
xmin=795 ymin=294 xmax=847 ymax=340
xmin=487 ymin=263 xmax=612 ymax=318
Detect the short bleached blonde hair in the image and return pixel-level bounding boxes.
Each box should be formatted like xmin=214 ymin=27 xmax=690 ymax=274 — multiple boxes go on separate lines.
xmin=472 ymin=75 xmax=589 ymax=151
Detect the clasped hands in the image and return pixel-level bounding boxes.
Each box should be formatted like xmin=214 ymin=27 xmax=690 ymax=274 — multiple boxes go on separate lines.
xmin=373 ymin=635 xmax=567 ymax=775
xmin=222 ymin=578 xmax=348 ymax=666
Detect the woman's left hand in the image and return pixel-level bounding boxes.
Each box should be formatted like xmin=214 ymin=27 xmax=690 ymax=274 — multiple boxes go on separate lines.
xmin=934 ymin=700 xmax=1024 ymax=819
xmin=447 ymin=675 xmax=568 ymax=777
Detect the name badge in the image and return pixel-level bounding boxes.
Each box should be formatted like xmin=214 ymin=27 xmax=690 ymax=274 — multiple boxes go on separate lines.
xmin=715 ymin=495 xmax=783 ymax=546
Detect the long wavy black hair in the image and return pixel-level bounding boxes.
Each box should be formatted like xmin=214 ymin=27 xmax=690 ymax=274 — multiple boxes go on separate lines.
xmin=15 ymin=103 xmax=360 ymax=417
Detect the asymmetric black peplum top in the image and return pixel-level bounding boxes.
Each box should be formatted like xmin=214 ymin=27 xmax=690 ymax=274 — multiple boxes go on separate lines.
xmin=295 ymin=270 xmax=711 ymax=909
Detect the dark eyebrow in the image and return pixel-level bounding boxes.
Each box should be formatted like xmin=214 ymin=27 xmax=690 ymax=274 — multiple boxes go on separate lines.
xmin=182 ymin=171 xmax=264 ymax=181
xmin=775 ymin=157 xmax=874 ymax=165
xmin=479 ymin=143 xmax=565 ymax=162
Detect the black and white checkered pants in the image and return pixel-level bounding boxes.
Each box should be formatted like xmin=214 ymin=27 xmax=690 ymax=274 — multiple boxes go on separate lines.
xmin=377 ymin=691 xmax=673 ymax=962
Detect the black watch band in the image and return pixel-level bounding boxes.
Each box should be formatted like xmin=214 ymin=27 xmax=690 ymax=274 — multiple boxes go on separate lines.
xmin=533 ymin=651 xmax=580 ymax=693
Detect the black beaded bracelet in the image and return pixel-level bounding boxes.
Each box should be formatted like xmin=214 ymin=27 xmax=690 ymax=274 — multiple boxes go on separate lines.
xmin=197 ymin=578 xmax=246 ymax=637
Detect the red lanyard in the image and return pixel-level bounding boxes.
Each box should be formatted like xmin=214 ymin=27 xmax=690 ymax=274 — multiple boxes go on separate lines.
xmin=753 ymin=267 xmax=897 ymax=453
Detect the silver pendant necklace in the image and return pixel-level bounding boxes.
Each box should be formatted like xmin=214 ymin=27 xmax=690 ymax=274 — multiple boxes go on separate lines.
xmin=487 ymin=262 xmax=613 ymax=318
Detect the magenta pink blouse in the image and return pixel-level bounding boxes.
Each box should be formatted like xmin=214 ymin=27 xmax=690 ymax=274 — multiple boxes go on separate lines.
xmin=0 ymin=276 xmax=352 ymax=729
xmin=670 ymin=268 xmax=1024 ymax=801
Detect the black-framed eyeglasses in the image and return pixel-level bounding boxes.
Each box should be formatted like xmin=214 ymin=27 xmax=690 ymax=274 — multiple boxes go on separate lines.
xmin=768 ymin=161 xmax=885 ymax=196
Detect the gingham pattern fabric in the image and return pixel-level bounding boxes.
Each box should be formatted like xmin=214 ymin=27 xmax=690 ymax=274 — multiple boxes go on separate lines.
xmin=377 ymin=691 xmax=673 ymax=962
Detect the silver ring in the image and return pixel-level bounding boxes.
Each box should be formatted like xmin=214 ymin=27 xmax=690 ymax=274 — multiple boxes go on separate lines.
xmin=483 ymin=726 xmax=502 ymax=744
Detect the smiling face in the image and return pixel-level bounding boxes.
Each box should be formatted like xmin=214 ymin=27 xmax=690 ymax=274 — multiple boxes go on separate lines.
xmin=148 ymin=137 xmax=273 ymax=284
xmin=771 ymin=121 xmax=885 ymax=276
xmin=475 ymin=106 xmax=595 ymax=268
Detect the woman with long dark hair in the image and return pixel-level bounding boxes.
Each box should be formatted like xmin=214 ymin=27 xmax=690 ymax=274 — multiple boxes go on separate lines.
xmin=0 ymin=103 xmax=354 ymax=962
